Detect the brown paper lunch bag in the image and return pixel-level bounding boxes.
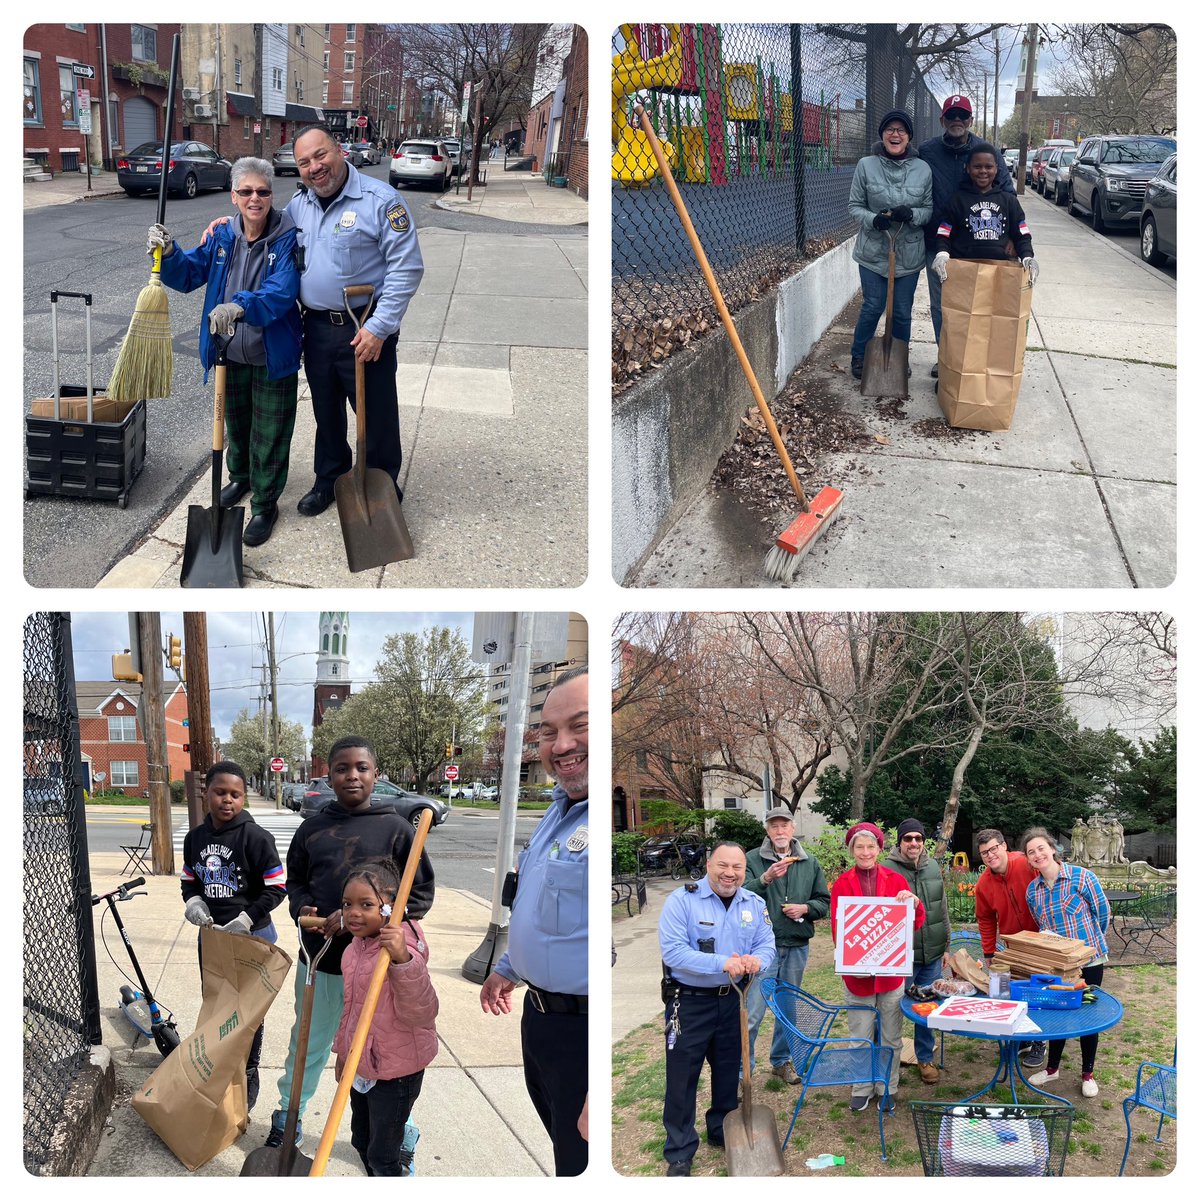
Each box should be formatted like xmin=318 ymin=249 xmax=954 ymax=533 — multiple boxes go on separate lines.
xmin=937 ymin=257 xmax=1033 ymax=431
xmin=131 ymin=926 xmax=292 ymax=1170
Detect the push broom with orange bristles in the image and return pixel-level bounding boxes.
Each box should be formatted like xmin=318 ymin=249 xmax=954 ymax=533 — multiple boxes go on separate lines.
xmin=635 ymin=104 xmax=844 ymax=583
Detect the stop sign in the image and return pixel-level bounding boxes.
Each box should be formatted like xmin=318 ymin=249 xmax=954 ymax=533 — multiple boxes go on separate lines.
xmin=356 ymin=115 xmax=368 ymax=128
xmin=270 ymin=757 xmax=286 ymax=773
xmin=444 ymin=764 xmax=459 ymax=781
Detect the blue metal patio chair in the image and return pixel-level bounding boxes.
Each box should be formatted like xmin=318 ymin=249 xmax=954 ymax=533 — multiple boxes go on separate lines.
xmin=761 ymin=977 xmax=894 ymax=1160
xmin=1119 ymin=1044 xmax=1177 ymax=1175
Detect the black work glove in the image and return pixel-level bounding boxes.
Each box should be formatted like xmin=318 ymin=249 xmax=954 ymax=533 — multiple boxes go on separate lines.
xmin=872 ymin=213 xmax=892 ymax=231
xmin=889 ymin=204 xmax=914 ymax=223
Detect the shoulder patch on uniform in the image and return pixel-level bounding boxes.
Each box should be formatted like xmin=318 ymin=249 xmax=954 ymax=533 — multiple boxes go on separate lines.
xmin=386 ymin=199 xmax=411 ymax=233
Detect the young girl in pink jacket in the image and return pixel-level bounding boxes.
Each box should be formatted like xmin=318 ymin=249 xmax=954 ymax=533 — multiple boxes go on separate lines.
xmin=334 ymin=859 xmax=439 ymax=1176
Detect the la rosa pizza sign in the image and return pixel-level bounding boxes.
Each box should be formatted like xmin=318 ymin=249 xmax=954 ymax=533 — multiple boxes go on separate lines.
xmin=835 ymin=897 xmax=914 ymax=976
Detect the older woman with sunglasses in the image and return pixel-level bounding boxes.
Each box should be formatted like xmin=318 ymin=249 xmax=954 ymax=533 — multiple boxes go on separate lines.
xmin=147 ymin=157 xmax=302 ymax=546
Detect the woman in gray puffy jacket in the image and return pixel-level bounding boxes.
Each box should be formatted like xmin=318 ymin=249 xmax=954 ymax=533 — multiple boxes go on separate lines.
xmin=848 ymin=110 xmax=933 ymax=379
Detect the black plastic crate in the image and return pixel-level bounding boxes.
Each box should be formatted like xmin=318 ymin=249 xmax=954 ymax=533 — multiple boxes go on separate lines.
xmin=25 ymin=390 xmax=147 ymax=508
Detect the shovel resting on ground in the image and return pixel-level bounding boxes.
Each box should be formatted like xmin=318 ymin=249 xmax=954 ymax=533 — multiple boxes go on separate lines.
xmin=860 ymin=223 xmax=910 ymax=400
xmin=723 ymin=973 xmax=786 ymax=1176
xmin=181 ymin=331 xmax=244 ymax=587
xmin=334 ymin=284 xmax=415 ymax=572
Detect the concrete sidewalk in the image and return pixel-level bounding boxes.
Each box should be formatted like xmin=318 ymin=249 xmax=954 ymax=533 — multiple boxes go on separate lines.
xmin=85 ymin=802 xmax=553 ymax=1176
xmin=89 ymin=177 xmax=586 ymax=588
xmin=632 ymin=195 xmax=1176 ymax=589
xmin=612 ymin=878 xmax=678 ymax=1044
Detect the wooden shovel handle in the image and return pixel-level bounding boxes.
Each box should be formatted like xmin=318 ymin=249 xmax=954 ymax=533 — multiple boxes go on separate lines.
xmin=308 ymin=808 xmax=434 ymax=1176
xmin=635 ymin=105 xmax=809 ymax=512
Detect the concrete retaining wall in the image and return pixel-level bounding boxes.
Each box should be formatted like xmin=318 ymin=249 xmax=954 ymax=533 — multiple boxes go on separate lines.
xmin=612 ymin=238 xmax=860 ymax=584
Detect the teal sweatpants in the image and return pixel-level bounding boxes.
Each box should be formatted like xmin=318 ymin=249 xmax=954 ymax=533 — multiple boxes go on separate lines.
xmin=276 ymin=966 xmax=345 ymax=1118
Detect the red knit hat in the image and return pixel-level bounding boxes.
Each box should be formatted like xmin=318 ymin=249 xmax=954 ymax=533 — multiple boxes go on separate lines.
xmin=845 ymin=821 xmax=885 ymax=847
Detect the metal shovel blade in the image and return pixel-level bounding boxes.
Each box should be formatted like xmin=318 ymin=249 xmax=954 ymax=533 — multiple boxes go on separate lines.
xmin=723 ymin=1103 xmax=786 ymax=1177
xmin=860 ymin=334 xmax=910 ymax=399
xmin=334 ymin=465 xmax=414 ymax=572
xmin=180 ymin=503 xmax=244 ymax=588
xmin=239 ymin=1144 xmax=314 ymax=1177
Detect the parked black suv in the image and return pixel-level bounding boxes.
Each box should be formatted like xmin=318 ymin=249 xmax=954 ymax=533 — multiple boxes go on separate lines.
xmin=1068 ymin=134 xmax=1177 ymax=231
xmin=638 ymin=834 xmax=705 ymax=878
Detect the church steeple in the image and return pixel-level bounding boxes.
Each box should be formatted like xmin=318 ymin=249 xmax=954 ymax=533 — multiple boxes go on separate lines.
xmin=317 ymin=612 xmax=351 ymax=686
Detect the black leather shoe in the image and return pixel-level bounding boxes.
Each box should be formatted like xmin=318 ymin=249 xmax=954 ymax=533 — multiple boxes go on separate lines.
xmin=666 ymin=1161 xmax=692 ymax=1177
xmin=243 ymin=506 xmax=278 ymax=547
xmin=930 ymin=364 xmax=939 ymax=378
xmin=297 ymin=488 xmax=335 ymax=517
xmin=220 ymin=480 xmax=250 ymax=508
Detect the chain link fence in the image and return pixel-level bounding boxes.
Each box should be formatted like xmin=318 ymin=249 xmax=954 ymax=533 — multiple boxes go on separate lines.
xmin=24 ymin=612 xmax=100 ymax=1173
xmin=613 ymin=23 xmax=941 ymax=392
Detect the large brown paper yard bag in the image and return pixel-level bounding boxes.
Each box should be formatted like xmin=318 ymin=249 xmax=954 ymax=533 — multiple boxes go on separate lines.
xmin=937 ymin=258 xmax=1033 ymax=431
xmin=132 ymin=927 xmax=292 ymax=1170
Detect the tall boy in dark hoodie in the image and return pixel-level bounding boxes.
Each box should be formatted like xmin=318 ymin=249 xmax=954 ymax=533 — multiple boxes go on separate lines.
xmin=931 ymin=142 xmax=1039 ymax=286
xmin=181 ymin=759 xmax=287 ymax=1110
xmin=263 ymin=734 xmax=436 ymax=1149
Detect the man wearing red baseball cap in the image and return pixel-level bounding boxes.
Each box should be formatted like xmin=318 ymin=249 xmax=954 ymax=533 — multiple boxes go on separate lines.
xmin=918 ymin=94 xmax=1015 ymax=373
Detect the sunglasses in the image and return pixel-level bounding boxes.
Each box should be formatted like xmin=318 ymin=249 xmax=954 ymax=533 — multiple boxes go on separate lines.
xmin=234 ymin=187 xmax=273 ymax=198
xmin=901 ymin=835 xmax=924 ymax=843
xmin=945 ymin=110 xmax=971 ymax=121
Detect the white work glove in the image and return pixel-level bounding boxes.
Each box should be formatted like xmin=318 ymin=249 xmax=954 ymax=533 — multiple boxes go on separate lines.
xmin=217 ymin=911 xmax=253 ymax=936
xmin=184 ymin=897 xmax=213 ymax=927
xmin=1021 ymin=256 xmax=1040 ymax=285
xmin=208 ymin=301 xmax=244 ymax=336
xmin=147 ymin=222 xmax=174 ymax=257
xmin=932 ymin=251 xmax=949 ymax=283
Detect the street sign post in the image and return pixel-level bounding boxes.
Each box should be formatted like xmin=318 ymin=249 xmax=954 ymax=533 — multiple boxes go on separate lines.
xmin=270 ymin=757 xmax=286 ymax=773
xmin=356 ymin=115 xmax=368 ymax=128
xmin=71 ymin=63 xmax=95 ymax=79
xmin=444 ymin=764 xmax=460 ymax=782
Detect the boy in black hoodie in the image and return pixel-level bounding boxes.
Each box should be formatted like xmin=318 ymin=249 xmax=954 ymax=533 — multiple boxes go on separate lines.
xmin=181 ymin=759 xmax=287 ymax=1110
xmin=931 ymin=142 xmax=1039 ymax=284
xmin=263 ymin=734 xmax=436 ymax=1150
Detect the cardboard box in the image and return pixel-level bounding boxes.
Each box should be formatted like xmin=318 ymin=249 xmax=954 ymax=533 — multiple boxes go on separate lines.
xmin=835 ymin=897 xmax=914 ymax=976
xmin=939 ymin=1111 xmax=1050 ymax=1176
xmin=937 ymin=258 xmax=1032 ymax=431
xmin=30 ymin=391 xmax=134 ymax=424
xmin=926 ymin=995 xmax=1029 ymax=1036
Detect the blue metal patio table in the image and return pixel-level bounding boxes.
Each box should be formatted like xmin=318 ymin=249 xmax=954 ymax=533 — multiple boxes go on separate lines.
xmin=901 ymin=990 xmax=1124 ymax=1106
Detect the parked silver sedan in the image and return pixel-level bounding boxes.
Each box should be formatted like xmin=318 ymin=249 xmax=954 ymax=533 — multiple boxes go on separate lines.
xmin=352 ymin=141 xmax=381 ymax=166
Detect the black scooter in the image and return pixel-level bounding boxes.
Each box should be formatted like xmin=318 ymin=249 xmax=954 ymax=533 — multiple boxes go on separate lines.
xmin=92 ymin=876 xmax=180 ymax=1057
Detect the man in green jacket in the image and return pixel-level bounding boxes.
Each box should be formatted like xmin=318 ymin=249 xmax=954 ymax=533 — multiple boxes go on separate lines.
xmin=743 ymin=808 xmax=831 ymax=1083
xmin=886 ymin=818 xmax=951 ymax=1083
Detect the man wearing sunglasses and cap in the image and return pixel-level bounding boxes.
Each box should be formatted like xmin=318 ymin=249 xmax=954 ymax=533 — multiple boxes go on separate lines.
xmin=918 ymin=96 xmax=1015 ymax=374
xmin=886 ymin=818 xmax=951 ymax=1084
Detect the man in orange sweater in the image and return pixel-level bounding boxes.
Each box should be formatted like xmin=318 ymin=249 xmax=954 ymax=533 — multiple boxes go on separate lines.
xmin=972 ymin=827 xmax=1044 ymax=1067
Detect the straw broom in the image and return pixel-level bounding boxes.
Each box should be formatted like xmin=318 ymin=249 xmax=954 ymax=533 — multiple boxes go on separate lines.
xmin=107 ymin=243 xmax=173 ymax=403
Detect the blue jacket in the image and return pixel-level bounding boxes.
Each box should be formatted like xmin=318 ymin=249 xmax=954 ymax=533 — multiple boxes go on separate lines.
xmin=918 ymin=131 xmax=1015 ymax=250
xmin=159 ymin=214 xmax=302 ymax=382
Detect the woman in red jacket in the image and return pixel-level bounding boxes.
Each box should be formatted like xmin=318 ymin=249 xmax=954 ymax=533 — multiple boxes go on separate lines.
xmin=829 ymin=822 xmax=926 ymax=1113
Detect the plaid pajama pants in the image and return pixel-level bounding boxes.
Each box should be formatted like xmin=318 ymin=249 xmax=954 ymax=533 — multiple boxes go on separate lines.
xmin=223 ymin=362 xmax=299 ymax=515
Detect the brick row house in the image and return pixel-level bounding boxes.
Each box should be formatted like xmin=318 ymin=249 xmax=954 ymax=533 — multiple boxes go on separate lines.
xmin=521 ymin=25 xmax=588 ymax=199
xmin=76 ymin=681 xmax=190 ymax=796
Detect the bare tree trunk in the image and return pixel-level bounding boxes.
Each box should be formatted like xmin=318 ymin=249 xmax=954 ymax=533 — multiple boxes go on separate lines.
xmin=936 ymin=720 xmax=984 ymax=859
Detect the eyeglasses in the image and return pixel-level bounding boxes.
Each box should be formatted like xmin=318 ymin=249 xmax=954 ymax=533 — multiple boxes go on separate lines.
xmin=979 ymin=844 xmax=1005 ymax=858
xmin=901 ymin=835 xmax=924 ymax=843
xmin=234 ymin=187 xmax=273 ymax=198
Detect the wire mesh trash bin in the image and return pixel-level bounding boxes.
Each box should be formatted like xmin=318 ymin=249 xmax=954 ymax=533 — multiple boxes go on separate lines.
xmin=910 ymin=1102 xmax=1074 ymax=1176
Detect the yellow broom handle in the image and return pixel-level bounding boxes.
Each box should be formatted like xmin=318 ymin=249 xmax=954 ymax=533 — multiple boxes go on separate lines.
xmin=152 ymin=244 xmax=162 ymax=277
xmin=636 ymin=105 xmax=809 ymax=511
xmin=308 ymin=808 xmax=434 ymax=1176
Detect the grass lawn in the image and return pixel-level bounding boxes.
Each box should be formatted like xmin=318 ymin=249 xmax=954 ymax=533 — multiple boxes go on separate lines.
xmin=612 ymin=932 xmax=1175 ymax=1177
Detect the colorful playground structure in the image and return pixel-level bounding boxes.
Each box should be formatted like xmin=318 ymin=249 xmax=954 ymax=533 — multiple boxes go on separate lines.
xmin=613 ymin=23 xmax=843 ymax=187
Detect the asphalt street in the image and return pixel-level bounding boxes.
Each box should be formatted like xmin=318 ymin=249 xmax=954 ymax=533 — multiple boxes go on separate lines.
xmin=84 ymin=802 xmax=544 ymax=900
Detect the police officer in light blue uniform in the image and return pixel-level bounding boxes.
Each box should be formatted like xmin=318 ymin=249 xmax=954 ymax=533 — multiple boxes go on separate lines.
xmin=481 ymin=669 xmax=589 ymax=1176
xmin=658 ymin=840 xmax=775 ymax=1176
xmin=285 ymin=123 xmax=424 ymax=517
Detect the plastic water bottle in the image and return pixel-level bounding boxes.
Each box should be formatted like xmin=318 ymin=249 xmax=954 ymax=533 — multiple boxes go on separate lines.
xmin=805 ymin=1154 xmax=845 ymax=1169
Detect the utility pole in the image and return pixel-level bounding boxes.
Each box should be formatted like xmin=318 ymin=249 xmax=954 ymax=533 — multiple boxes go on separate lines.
xmin=182 ymin=612 xmax=214 ymax=831
xmin=253 ymin=23 xmax=264 ymax=158
xmin=268 ymin=612 xmax=281 ymax=810
xmin=1016 ymin=23 xmax=1038 ymax=194
xmin=993 ymin=30 xmax=1001 ymax=146
xmin=137 ymin=612 xmax=173 ymax=875
xmin=467 ymin=80 xmax=484 ymax=201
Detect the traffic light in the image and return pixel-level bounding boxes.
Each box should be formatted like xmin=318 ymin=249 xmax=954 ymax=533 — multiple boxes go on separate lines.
xmin=112 ymin=652 xmax=142 ymax=682
xmin=454 ymin=745 xmax=464 ymax=758
xmin=166 ymin=634 xmax=182 ymax=671
xmin=445 ymin=742 xmax=453 ymax=759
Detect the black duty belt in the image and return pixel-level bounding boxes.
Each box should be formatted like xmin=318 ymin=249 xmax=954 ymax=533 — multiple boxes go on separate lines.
xmin=672 ymin=981 xmax=745 ymax=997
xmin=301 ymin=304 xmax=372 ymax=326
xmin=527 ymin=984 xmax=587 ymax=1015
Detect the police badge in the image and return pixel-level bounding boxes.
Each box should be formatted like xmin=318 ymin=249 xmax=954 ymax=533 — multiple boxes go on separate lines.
xmin=566 ymin=826 xmax=588 ymax=853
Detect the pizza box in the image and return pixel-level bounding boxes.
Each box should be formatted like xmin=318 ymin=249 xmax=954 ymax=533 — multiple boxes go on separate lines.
xmin=939 ymin=1109 xmax=1049 ymax=1176
xmin=926 ymin=996 xmax=1029 ymax=1036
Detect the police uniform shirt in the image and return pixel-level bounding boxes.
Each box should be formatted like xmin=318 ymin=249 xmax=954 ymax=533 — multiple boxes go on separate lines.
xmin=285 ymin=162 xmax=424 ymax=339
xmin=494 ymin=787 xmax=588 ymax=996
xmin=658 ymin=877 xmax=776 ymax=988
